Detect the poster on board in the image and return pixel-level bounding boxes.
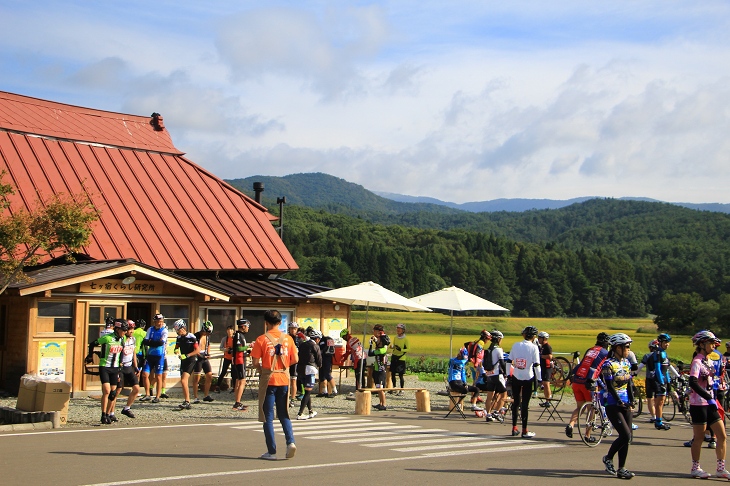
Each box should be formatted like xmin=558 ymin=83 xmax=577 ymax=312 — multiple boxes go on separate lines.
xmin=38 ymin=341 xmax=67 ymax=381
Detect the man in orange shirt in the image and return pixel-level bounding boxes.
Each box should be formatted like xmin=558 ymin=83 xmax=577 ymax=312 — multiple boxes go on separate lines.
xmin=251 ymin=310 xmax=298 ymax=460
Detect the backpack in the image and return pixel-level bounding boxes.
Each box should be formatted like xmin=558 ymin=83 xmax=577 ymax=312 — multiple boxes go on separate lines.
xmin=483 ymin=347 xmax=496 ymax=371
xmin=467 ymin=341 xmax=484 ymax=366
xmin=323 ymin=336 xmax=335 ymax=355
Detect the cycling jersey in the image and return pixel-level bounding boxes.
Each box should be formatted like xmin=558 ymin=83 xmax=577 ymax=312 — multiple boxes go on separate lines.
xmin=93 ymin=334 xmax=124 ymax=368
xmin=601 ymin=357 xmax=632 ymax=406
xmin=176 ymin=332 xmax=198 ymax=355
xmin=368 ymin=334 xmax=389 ymax=372
xmin=448 ymin=357 xmax=468 ymax=382
xmin=651 ymin=349 xmax=670 ymax=385
xmin=572 ymin=345 xmax=609 ymax=385
xmin=390 ymin=335 xmax=409 ymax=358
xmin=144 ymin=326 xmax=168 ymax=357
xmin=509 ymin=340 xmax=541 ymax=381
xmin=121 ymin=335 xmax=136 ymax=367
xmin=346 ymin=336 xmax=364 ymax=366
xmin=133 ymin=327 xmax=146 ymax=355
xmin=232 ymin=331 xmax=249 ymax=365
xmin=689 ymin=352 xmax=715 ymax=406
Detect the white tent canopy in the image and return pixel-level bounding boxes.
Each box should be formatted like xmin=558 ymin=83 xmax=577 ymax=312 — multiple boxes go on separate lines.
xmin=411 ymin=286 xmax=509 ymax=357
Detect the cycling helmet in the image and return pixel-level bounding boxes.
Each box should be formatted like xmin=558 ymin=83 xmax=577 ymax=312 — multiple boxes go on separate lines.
xmin=522 ymin=326 xmax=538 ymax=338
xmin=657 ymin=333 xmax=672 ymax=343
xmin=126 ymin=319 xmax=136 ymax=329
xmin=726 ymin=342 xmax=730 ymax=349
xmin=596 ymin=332 xmax=610 ymax=345
xmin=136 ymin=318 xmax=146 ymax=328
xmin=692 ymin=330 xmax=717 ymax=346
xmin=396 ymin=323 xmax=406 ymax=330
xmin=648 ymin=339 xmax=659 ymax=351
xmin=340 ymin=329 xmax=349 ymax=339
xmin=490 ymin=330 xmax=504 ymax=340
xmin=114 ymin=319 xmax=129 ymax=331
xmin=538 ymin=331 xmax=550 ymax=339
xmin=309 ymin=329 xmax=323 ymax=339
xmin=288 ymin=321 xmax=299 ymax=329
xmin=236 ymin=318 xmax=250 ymax=327
xmin=480 ymin=329 xmax=492 ymax=340
xmin=153 ymin=313 xmax=164 ymax=321
xmin=608 ymin=333 xmax=632 ymax=347
xmin=201 ymin=320 xmax=213 ymax=333
xmin=173 ymin=319 xmax=187 ymax=331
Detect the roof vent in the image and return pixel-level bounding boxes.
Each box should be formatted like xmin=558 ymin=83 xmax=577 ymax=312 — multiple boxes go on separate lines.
xmin=253 ymin=182 xmax=264 ymax=204
xmin=150 ymin=113 xmax=165 ymax=131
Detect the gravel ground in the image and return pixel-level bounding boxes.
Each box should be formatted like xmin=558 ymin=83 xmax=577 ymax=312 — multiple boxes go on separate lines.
xmin=3 ymin=375 xmax=546 ymax=428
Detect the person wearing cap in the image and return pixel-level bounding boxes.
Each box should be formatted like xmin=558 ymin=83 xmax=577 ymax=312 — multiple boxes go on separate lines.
xmin=509 ymin=326 xmax=541 ymax=438
xmin=85 ymin=319 xmax=126 ymax=424
xmin=192 ymin=321 xmax=215 ymax=404
xmin=537 ymin=331 xmax=553 ymax=404
xmin=250 ymin=310 xmax=298 ymax=460
xmin=566 ymin=332 xmax=610 ymax=440
xmin=173 ymin=319 xmax=200 ymax=410
xmin=388 ymin=323 xmax=409 ymax=395
xmin=287 ymin=321 xmax=303 ymax=405
xmin=114 ymin=320 xmax=141 ymax=419
xmin=141 ymin=313 xmax=168 ymax=403
xmin=368 ymin=324 xmax=391 ymax=411
xmin=231 ymin=319 xmax=251 ymax=411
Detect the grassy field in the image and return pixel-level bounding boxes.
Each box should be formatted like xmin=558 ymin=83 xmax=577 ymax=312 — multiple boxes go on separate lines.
xmin=350 ymin=310 xmax=697 ymax=362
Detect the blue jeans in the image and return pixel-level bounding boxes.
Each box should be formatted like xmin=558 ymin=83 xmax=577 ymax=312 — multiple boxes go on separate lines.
xmin=263 ymin=385 xmax=295 ymax=454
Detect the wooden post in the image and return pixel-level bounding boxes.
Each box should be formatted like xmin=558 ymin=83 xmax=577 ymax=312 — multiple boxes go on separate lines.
xmin=355 ymin=390 xmax=371 ymax=415
xmin=415 ymin=390 xmax=431 ymax=412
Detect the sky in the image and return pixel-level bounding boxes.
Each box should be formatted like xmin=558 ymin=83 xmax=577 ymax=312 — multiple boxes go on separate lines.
xmin=1 ymin=1 xmax=730 ymax=204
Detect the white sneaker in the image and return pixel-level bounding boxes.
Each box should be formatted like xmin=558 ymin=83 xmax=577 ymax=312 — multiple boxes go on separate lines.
xmin=717 ymin=470 xmax=730 ymax=480
xmin=471 ymin=405 xmax=484 ymax=412
xmin=691 ymin=469 xmax=711 ymax=479
xmin=260 ymin=452 xmax=277 ymax=460
xmin=308 ymin=410 xmax=318 ymax=419
xmin=297 ymin=414 xmax=309 ymax=420
xmin=286 ymin=443 xmax=297 ymax=459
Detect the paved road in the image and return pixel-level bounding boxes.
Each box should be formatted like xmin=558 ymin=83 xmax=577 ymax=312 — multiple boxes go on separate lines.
xmin=0 ymin=410 xmax=716 ymax=485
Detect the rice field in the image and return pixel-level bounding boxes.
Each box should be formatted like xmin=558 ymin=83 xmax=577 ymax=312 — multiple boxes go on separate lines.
xmin=349 ymin=310 xmax=698 ymax=362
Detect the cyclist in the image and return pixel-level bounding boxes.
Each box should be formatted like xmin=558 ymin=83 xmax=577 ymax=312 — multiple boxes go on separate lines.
xmin=85 ymin=318 xmax=126 ymax=424
xmin=509 ymin=326 xmax=541 ymax=438
xmin=448 ymin=347 xmax=479 ymax=414
xmin=217 ymin=324 xmax=236 ymax=393
xmin=288 ymin=322 xmax=303 ymax=405
xmin=648 ymin=333 xmax=673 ymax=430
xmin=141 ymin=313 xmax=168 ymax=404
xmin=600 ymin=333 xmax=635 ymax=479
xmin=687 ymin=330 xmax=730 ymax=479
xmin=297 ymin=328 xmax=322 ymax=419
xmin=388 ymin=323 xmax=409 ymax=395
xmin=173 ymin=319 xmax=200 ymax=410
xmin=637 ymin=340 xmax=659 ymax=423
xmin=116 ymin=319 xmax=141 ymax=419
xmin=368 ymin=324 xmax=390 ymax=411
xmin=484 ymin=330 xmax=508 ymax=422
xmin=537 ymin=331 xmax=553 ymax=404
xmin=191 ymin=320 xmax=215 ymax=403
xmin=231 ymin=319 xmax=251 ymax=411
xmin=317 ymin=330 xmax=337 ymax=397
xmin=342 ymin=328 xmax=366 ymax=399
xmin=566 ymin=332 xmax=610 ymax=440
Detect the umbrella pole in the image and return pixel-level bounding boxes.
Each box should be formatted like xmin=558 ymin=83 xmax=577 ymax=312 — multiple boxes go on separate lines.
xmin=449 ymin=310 xmax=454 ymax=358
xmin=360 ymin=304 xmax=370 ymax=390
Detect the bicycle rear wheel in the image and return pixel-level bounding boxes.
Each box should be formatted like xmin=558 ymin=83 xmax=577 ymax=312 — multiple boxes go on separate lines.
xmin=577 ymin=402 xmax=604 ymax=447
xmin=550 ymin=357 xmax=571 ymax=392
xmin=662 ymin=394 xmax=677 ymax=422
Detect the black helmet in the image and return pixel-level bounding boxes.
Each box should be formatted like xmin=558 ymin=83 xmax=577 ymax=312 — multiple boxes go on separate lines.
xmin=522 ymin=326 xmax=538 ymax=338
xmin=596 ymin=332 xmax=610 ymax=345
xmin=114 ymin=319 xmax=129 ymax=331
xmin=236 ymin=318 xmax=250 ymax=327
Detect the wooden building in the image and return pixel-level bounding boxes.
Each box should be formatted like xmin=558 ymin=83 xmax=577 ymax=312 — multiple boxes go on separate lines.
xmin=0 ymin=91 xmax=348 ymax=394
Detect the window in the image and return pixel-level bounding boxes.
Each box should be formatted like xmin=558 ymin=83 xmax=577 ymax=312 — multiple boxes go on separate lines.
xmin=159 ymin=304 xmax=189 ymax=330
xmin=38 ymin=301 xmax=74 ymax=333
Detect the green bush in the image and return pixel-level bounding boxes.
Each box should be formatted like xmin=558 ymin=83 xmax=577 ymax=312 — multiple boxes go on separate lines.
xmin=405 ymin=355 xmax=449 ymax=374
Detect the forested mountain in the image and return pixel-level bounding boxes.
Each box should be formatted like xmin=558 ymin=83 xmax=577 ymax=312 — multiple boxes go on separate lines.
xmin=227 ymin=173 xmax=730 ymax=328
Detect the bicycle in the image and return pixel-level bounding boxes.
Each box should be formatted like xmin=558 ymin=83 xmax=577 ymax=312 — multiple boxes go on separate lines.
xmin=662 ymin=374 xmax=691 ymax=423
xmin=549 ymin=351 xmax=580 ymax=392
xmin=577 ymin=389 xmax=613 ymax=447
xmin=631 ymin=381 xmax=644 ymax=418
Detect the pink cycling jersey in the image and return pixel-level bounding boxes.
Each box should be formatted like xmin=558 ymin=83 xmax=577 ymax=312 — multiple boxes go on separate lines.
xmin=689 ymin=352 xmax=715 ymax=406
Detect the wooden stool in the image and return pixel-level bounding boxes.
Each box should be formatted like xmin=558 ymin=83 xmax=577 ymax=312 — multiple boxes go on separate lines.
xmin=415 ymin=390 xmax=431 ymax=412
xmin=355 ymin=390 xmax=372 ymax=415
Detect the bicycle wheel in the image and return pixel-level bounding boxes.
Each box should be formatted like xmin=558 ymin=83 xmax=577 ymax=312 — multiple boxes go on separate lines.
xmin=550 ymin=357 xmax=571 ymax=392
xmin=632 ymin=384 xmax=644 ymax=418
xmin=662 ymin=394 xmax=677 ymax=422
xmin=577 ymin=402 xmax=604 ymax=447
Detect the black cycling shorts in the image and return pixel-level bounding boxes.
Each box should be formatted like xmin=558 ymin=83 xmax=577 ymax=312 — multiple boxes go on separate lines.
xmin=121 ymin=366 xmax=139 ymax=387
xmin=650 ymin=380 xmax=667 ymax=396
xmin=541 ymin=366 xmax=552 ymax=382
xmin=486 ymin=376 xmax=507 ymax=393
xmin=372 ymin=370 xmax=386 ymax=388
xmin=690 ymin=404 xmax=722 ymax=426
xmin=319 ymin=363 xmax=333 ymax=382
xmin=194 ymin=357 xmax=212 ymax=374
xmin=289 ymin=364 xmax=298 ymax=378
xmin=99 ymin=367 xmax=120 ymax=386
xmin=231 ymin=363 xmax=245 ymax=381
xmin=180 ymin=357 xmax=197 ymax=375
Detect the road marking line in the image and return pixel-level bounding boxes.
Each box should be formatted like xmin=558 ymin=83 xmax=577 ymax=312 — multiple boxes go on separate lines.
xmin=80 ymin=443 xmax=566 ymax=486
xmin=329 ymin=429 xmax=450 ymax=442
xmin=362 ymin=436 xmax=480 ymax=447
xmin=392 ymin=439 xmax=528 ymax=452
xmin=229 ymin=419 xmax=379 ymax=431
xmin=289 ymin=425 xmax=420 ymax=436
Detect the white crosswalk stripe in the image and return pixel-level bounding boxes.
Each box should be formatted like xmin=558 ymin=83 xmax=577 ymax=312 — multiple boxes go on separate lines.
xmin=226 ymin=415 xmax=557 ymax=456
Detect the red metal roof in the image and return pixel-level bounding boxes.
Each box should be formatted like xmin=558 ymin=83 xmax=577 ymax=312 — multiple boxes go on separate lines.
xmin=0 ymin=91 xmax=298 ymax=272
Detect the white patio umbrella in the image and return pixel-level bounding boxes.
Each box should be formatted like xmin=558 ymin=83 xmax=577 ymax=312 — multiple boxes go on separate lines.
xmin=308 ymin=281 xmax=431 ymax=387
xmin=411 ymin=286 xmax=509 ymax=357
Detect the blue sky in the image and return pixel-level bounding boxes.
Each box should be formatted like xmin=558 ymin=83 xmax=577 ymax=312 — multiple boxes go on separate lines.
xmin=2 ymin=1 xmax=730 ymax=203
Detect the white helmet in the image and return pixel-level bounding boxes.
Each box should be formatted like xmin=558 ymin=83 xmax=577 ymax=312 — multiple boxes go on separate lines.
xmin=490 ymin=330 xmax=504 ymax=340
xmin=538 ymin=331 xmax=549 ymax=339
xmin=609 ymin=333 xmax=632 ymax=347
xmin=308 ymin=329 xmax=323 ymax=339
xmin=173 ymin=319 xmax=187 ymax=331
